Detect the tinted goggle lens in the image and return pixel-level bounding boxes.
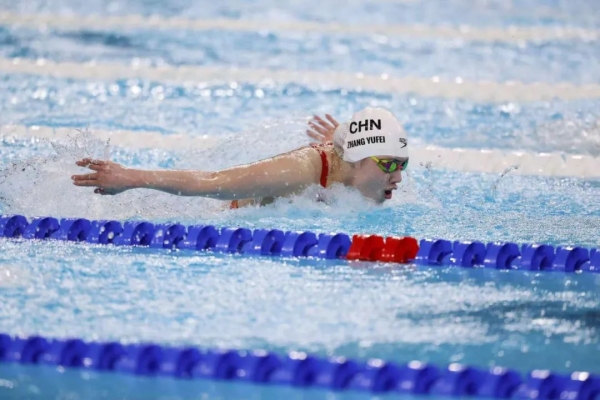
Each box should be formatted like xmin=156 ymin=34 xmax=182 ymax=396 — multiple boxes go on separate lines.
xmin=374 ymin=158 xmax=408 ymax=173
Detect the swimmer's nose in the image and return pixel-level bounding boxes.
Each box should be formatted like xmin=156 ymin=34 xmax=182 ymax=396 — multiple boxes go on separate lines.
xmin=389 ymin=169 xmax=402 ymax=184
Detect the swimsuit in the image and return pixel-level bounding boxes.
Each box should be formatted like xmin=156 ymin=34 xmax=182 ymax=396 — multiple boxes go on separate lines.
xmin=311 ymin=142 xmax=331 ymax=189
xmin=230 ymin=143 xmax=331 ymax=209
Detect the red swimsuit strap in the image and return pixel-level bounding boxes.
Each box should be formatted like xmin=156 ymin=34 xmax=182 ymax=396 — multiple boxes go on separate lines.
xmin=310 ymin=142 xmax=331 ymax=188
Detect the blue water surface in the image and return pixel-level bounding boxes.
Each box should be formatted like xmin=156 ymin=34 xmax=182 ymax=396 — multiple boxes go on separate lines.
xmin=2 ymin=26 xmax=600 ymax=84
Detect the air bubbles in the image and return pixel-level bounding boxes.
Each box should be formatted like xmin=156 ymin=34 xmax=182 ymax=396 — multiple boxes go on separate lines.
xmin=108 ymin=84 xmax=120 ymax=95
xmin=32 ymin=88 xmax=48 ymax=100
xmin=150 ymin=85 xmax=165 ymax=101
xmin=129 ymin=85 xmax=141 ymax=97
xmin=499 ymin=102 xmax=520 ymax=116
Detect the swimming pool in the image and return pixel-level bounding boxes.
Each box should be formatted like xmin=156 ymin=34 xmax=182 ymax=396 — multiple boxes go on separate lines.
xmin=1 ymin=0 xmax=600 ymax=398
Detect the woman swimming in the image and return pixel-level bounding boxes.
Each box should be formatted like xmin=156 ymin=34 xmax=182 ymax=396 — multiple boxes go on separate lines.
xmin=71 ymin=107 xmax=409 ymax=207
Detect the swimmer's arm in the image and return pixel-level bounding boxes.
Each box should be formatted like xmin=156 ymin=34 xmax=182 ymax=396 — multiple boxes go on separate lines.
xmin=73 ymin=148 xmax=321 ymax=200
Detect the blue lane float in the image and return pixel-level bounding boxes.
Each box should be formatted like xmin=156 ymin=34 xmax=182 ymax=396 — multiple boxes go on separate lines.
xmin=484 ymin=243 xmax=521 ymax=270
xmin=0 ymin=215 xmax=28 ymax=238
xmin=22 ymin=217 xmax=60 ymax=240
xmin=113 ymin=221 xmax=156 ymax=246
xmin=50 ymin=218 xmax=92 ymax=242
xmin=87 ymin=220 xmax=123 ymax=244
xmin=150 ymin=223 xmax=187 ymax=249
xmin=519 ymin=244 xmax=556 ymax=271
xmin=306 ymin=233 xmax=352 ymax=259
xmin=449 ymin=241 xmax=487 ymax=267
xmin=180 ymin=225 xmax=220 ymax=251
xmin=415 ymin=239 xmax=453 ymax=265
xmin=241 ymin=229 xmax=286 ymax=256
xmin=215 ymin=227 xmax=253 ymax=253
xmin=280 ymin=231 xmax=318 ymax=257
xmin=0 ymin=333 xmax=598 ymax=400
xmin=552 ymin=247 xmax=590 ymax=272
xmin=415 ymin=238 xmax=600 ymax=273
xmin=1 ymin=214 xmax=599 ymax=272
xmin=585 ymin=250 xmax=600 ymax=273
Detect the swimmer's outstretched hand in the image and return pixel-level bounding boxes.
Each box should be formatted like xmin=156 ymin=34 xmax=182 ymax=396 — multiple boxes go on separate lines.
xmin=306 ymin=114 xmax=338 ymax=144
xmin=71 ymin=158 xmax=135 ymax=195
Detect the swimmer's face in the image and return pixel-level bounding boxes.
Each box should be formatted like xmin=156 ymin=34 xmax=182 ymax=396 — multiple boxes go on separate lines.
xmin=351 ymin=156 xmax=405 ymax=203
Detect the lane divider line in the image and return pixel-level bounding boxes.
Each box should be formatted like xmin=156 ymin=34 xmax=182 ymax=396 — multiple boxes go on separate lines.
xmin=1 ymin=331 xmax=599 ymax=399
xmin=2 ymin=58 xmax=600 ymax=102
xmin=0 ymin=214 xmax=598 ymax=272
xmin=0 ymin=11 xmax=597 ymax=42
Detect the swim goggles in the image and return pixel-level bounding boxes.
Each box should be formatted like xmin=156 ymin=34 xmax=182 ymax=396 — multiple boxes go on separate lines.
xmin=370 ymin=157 xmax=409 ymax=173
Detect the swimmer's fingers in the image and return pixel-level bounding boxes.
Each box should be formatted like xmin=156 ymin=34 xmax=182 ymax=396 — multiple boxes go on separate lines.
xmin=313 ymin=115 xmax=335 ymax=131
xmin=72 ymin=172 xmax=98 ymax=180
xmin=72 ymin=179 xmax=98 ymax=187
xmin=306 ymin=129 xmax=324 ymax=143
xmin=75 ymin=158 xmax=108 ymax=168
xmin=308 ymin=122 xmax=330 ymax=137
xmin=71 ymin=172 xmax=99 ymax=185
xmin=325 ymin=114 xmax=339 ymax=127
xmin=75 ymin=158 xmax=92 ymax=167
xmin=87 ymin=163 xmax=107 ymax=172
xmin=307 ymin=114 xmax=337 ymax=143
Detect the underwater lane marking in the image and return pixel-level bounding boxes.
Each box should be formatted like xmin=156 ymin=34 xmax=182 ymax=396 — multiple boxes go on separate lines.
xmin=0 ymin=11 xmax=597 ymax=42
xmin=3 ymin=124 xmax=599 ymax=178
xmin=2 ymin=58 xmax=600 ymax=102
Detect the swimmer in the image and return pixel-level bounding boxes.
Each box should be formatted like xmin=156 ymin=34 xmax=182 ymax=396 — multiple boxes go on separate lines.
xmin=71 ymin=107 xmax=409 ymax=207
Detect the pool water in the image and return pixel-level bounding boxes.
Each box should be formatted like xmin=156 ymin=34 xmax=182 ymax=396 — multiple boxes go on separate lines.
xmin=1 ymin=0 xmax=600 ymax=399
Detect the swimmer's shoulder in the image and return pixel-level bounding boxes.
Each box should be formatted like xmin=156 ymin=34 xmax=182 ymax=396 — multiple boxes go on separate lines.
xmin=271 ymin=144 xmax=326 ymax=181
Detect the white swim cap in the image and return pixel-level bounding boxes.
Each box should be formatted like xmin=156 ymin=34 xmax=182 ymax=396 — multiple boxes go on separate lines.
xmin=333 ymin=107 xmax=408 ymax=163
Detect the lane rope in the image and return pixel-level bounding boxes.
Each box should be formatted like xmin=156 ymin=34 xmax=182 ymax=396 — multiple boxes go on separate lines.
xmin=0 ymin=332 xmax=598 ymax=399
xmin=1 ymin=214 xmax=598 ymax=272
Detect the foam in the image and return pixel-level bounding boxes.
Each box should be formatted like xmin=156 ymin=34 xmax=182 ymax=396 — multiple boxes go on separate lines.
xmin=2 ymin=58 xmax=600 ymax=103
xmin=3 ymin=124 xmax=599 ymax=178
xmin=0 ymin=11 xmax=597 ymax=42
xmin=0 ymin=265 xmax=28 ymax=288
